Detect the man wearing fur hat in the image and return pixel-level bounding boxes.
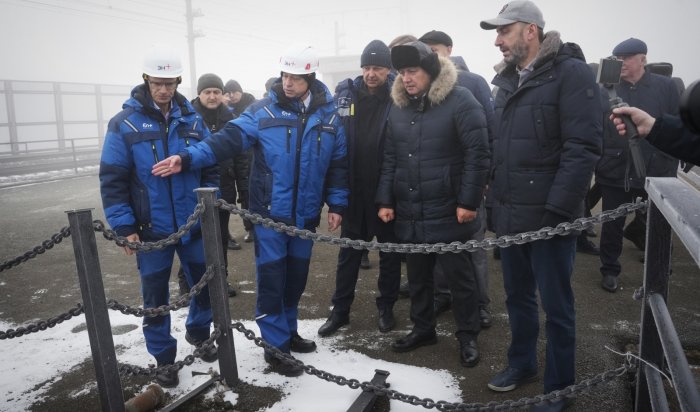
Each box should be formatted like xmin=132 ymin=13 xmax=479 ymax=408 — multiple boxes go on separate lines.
xmin=480 ymin=1 xmax=602 ymax=409
xmin=318 ymin=39 xmax=402 ymax=337
xmin=376 ymin=41 xmax=490 ymax=367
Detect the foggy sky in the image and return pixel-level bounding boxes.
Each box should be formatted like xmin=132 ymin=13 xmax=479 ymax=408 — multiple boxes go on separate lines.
xmin=1 ymin=0 xmax=699 ymax=96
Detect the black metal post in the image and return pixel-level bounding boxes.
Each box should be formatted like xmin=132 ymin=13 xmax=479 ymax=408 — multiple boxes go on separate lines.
xmin=643 ymin=364 xmax=670 ymax=412
xmin=195 ymin=188 xmax=238 ymax=386
xmin=635 ymin=200 xmax=672 ymax=412
xmin=66 ymin=208 xmax=124 ymax=412
xmin=648 ymin=293 xmax=700 ymax=411
xmin=347 ymin=369 xmax=390 ymax=412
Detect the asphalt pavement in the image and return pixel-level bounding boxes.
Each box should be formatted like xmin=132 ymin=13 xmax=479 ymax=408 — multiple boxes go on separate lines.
xmin=1 ymin=175 xmax=698 ymax=411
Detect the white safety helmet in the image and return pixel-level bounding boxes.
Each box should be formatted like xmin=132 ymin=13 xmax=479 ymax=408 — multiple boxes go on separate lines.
xmin=142 ymin=44 xmax=183 ymax=78
xmin=279 ymin=44 xmax=319 ymax=75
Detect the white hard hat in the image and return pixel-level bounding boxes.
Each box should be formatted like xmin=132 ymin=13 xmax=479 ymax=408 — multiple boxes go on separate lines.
xmin=279 ymin=44 xmax=319 ymax=75
xmin=142 ymin=44 xmax=183 ymax=78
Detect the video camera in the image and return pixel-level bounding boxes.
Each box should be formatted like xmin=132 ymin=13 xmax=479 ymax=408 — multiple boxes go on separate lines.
xmin=596 ymin=57 xmax=646 ymax=178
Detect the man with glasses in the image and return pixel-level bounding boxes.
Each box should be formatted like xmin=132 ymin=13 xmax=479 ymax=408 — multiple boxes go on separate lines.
xmin=99 ymin=44 xmax=218 ymax=388
xmin=152 ymin=44 xmax=348 ymax=377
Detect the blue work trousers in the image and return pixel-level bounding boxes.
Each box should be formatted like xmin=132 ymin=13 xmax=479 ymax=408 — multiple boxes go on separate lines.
xmin=136 ymin=237 xmax=212 ymax=365
xmin=254 ymin=225 xmax=314 ymax=352
xmin=500 ymin=235 xmax=576 ymax=393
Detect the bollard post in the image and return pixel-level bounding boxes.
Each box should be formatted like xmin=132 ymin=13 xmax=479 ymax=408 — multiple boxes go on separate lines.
xmin=195 ymin=188 xmax=238 ymax=386
xmin=66 ymin=208 xmax=125 ymax=412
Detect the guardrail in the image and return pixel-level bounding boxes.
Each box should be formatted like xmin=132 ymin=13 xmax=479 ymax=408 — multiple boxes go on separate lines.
xmin=634 ymin=176 xmax=700 ymax=412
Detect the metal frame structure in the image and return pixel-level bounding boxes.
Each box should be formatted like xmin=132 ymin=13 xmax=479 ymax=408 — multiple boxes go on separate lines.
xmin=634 ymin=175 xmax=700 ymax=412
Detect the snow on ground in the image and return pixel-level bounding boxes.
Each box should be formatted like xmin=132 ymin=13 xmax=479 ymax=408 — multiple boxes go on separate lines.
xmin=0 ymin=166 xmax=98 ymax=188
xmin=0 ymin=311 xmax=461 ymax=411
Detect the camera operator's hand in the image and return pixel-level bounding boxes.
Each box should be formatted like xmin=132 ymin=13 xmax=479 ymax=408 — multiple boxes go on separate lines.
xmin=611 ymin=107 xmax=656 ymax=138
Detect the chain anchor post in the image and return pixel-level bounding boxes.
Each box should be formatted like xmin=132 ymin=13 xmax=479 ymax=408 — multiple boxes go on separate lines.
xmin=66 ymin=208 xmax=125 ymax=411
xmin=195 ymin=188 xmax=238 ymax=386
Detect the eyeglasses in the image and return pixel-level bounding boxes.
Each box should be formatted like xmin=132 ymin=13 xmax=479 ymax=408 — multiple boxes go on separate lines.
xmin=148 ymin=80 xmax=178 ymax=90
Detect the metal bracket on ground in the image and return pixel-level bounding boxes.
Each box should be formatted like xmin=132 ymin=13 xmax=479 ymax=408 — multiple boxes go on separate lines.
xmin=347 ymin=369 xmax=390 ymax=412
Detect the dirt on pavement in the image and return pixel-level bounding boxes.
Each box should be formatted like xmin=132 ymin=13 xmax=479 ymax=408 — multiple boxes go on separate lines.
xmin=1 ymin=175 xmax=699 ymax=411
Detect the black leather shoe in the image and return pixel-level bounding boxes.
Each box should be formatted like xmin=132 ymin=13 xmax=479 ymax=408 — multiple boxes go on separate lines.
xmin=398 ymin=280 xmax=410 ymax=298
xmin=601 ymin=275 xmax=618 ymax=293
xmin=434 ymin=297 xmax=452 ymax=317
xmin=318 ymin=312 xmax=349 ymax=337
xmin=459 ymin=339 xmax=480 ymax=367
xmin=227 ymin=237 xmax=242 ymax=250
xmin=155 ymin=363 xmax=179 ymax=388
xmin=479 ymin=306 xmax=492 ymax=329
xmin=360 ymin=251 xmax=371 ymax=269
xmin=290 ymin=333 xmax=316 ymax=353
xmin=576 ymin=236 xmax=600 ymax=255
xmin=377 ymin=307 xmax=395 ymax=333
xmin=391 ymin=330 xmax=437 ymax=353
xmin=264 ymin=351 xmax=303 ymax=377
xmin=244 ymin=230 xmax=255 ymax=243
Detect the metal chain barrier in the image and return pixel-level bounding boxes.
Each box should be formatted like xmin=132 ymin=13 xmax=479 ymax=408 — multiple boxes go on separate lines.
xmin=92 ymin=200 xmax=205 ymax=253
xmin=0 ymin=303 xmax=84 ymax=340
xmin=107 ymin=266 xmax=215 ymax=317
xmin=0 ymin=226 xmax=72 ymax=272
xmin=231 ymin=321 xmax=635 ymax=411
xmin=118 ymin=324 xmax=221 ymax=378
xmin=217 ymin=198 xmax=648 ymax=254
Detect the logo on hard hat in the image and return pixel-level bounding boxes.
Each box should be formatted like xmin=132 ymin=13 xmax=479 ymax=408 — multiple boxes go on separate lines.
xmin=158 ymin=64 xmax=172 ymax=71
xmin=305 ymin=63 xmax=311 ymax=70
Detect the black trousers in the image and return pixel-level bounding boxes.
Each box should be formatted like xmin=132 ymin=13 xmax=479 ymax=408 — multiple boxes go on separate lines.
xmin=599 ymin=184 xmax=645 ymax=277
xmin=330 ymin=225 xmax=402 ymax=314
xmin=407 ymin=251 xmax=480 ymax=340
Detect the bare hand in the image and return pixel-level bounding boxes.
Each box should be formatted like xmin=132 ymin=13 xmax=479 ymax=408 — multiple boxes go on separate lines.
xmin=327 ymin=212 xmax=342 ymax=231
xmin=457 ymin=207 xmax=476 ymax=223
xmin=123 ymin=233 xmax=140 ymax=256
xmin=378 ymin=207 xmax=395 ymax=223
xmin=611 ymin=107 xmax=655 ymax=138
xmin=152 ymin=155 xmax=183 ymax=177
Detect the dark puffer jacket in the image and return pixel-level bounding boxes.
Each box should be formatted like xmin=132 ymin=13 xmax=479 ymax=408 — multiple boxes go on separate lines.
xmin=489 ymin=31 xmax=602 ymax=236
xmin=375 ymin=55 xmax=490 ymax=243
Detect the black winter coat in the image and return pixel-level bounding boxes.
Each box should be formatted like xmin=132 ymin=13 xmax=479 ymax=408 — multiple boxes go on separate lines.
xmin=595 ymin=71 xmax=680 ymax=189
xmin=335 ymin=74 xmax=395 ymax=237
xmin=376 ymin=56 xmax=490 ymax=243
xmin=489 ymin=31 xmax=602 ymax=236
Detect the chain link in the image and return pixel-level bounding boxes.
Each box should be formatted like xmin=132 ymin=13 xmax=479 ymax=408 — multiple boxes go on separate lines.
xmin=0 ymin=226 xmax=72 ymax=272
xmin=92 ymin=200 xmax=205 ymax=252
xmin=0 ymin=303 xmax=84 ymax=339
xmin=231 ymin=321 xmax=635 ymax=411
xmin=217 ymin=199 xmax=647 ymax=254
xmin=118 ymin=325 xmax=221 ymax=377
xmin=107 ymin=266 xmax=215 ymax=317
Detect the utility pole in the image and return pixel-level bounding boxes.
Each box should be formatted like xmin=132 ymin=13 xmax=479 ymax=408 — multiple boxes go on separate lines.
xmin=185 ymin=0 xmax=203 ymax=93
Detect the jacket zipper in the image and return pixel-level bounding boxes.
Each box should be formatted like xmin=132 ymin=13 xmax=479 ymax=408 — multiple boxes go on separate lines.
xmin=291 ymin=115 xmax=306 ymax=226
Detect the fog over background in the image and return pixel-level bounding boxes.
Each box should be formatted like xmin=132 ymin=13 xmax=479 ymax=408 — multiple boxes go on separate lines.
xmin=1 ymin=0 xmax=699 ymax=96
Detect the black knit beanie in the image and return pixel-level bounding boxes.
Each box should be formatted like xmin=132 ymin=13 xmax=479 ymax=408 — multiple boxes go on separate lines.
xmin=197 ymin=73 xmax=224 ymax=94
xmin=361 ymin=40 xmax=391 ymax=68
